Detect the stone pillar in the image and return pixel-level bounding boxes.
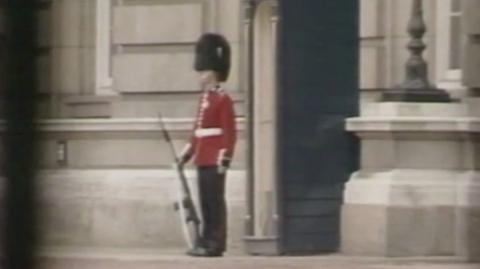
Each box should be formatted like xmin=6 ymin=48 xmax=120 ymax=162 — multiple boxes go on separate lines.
xmin=455 ymin=0 xmax=480 ymax=261
xmin=341 ymin=103 xmax=479 ymax=257
xmin=342 ymin=0 xmax=480 ymax=260
xmin=49 ymin=0 xmax=97 ymax=118
xmin=358 ymin=0 xmax=386 ymax=104
xmin=462 ymin=0 xmax=480 ymax=93
xmin=244 ymin=0 xmax=281 ymax=255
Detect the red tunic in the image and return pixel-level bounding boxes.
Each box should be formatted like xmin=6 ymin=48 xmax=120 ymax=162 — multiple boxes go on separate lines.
xmin=182 ymin=86 xmax=236 ymax=167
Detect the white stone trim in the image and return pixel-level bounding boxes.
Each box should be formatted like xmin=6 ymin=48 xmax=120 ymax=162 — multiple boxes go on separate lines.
xmin=38 ymin=118 xmax=194 ymax=132
xmin=347 ymin=117 xmax=480 ymax=133
xmin=345 ymin=169 xmax=480 ymax=207
xmin=95 ymin=0 xmax=114 ymax=95
xmin=360 ymin=103 xmax=469 ymax=118
xmin=435 ymin=0 xmax=464 ymax=90
xmin=0 ymin=118 xmax=245 ymax=133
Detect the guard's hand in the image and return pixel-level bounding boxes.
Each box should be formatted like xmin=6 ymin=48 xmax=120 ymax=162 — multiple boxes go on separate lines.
xmin=179 ymin=152 xmax=191 ymax=165
xmin=217 ymin=159 xmax=230 ymax=174
xmin=179 ymin=143 xmax=193 ymax=164
xmin=172 ymin=162 xmax=184 ymax=171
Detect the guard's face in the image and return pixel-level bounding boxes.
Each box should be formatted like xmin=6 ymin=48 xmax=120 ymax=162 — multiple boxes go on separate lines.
xmin=199 ymin=70 xmax=217 ymax=86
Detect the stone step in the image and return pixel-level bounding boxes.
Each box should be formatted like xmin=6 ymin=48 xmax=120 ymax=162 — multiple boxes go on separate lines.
xmin=36 ymin=249 xmax=476 ymax=269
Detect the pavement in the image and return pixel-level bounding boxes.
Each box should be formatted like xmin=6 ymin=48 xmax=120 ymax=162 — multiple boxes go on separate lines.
xmin=35 ymin=248 xmax=480 ymax=269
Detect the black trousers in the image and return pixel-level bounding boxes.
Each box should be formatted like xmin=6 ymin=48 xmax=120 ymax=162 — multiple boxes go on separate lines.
xmin=197 ymin=166 xmax=227 ymax=253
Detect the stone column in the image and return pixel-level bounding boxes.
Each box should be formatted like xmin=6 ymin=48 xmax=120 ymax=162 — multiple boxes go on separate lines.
xmin=341 ymin=0 xmax=480 ymax=259
xmin=244 ymin=0 xmax=281 ymax=255
xmin=95 ymin=0 xmax=114 ymax=96
xmin=462 ymin=0 xmax=480 ymax=94
xmin=50 ymin=0 xmax=98 ymax=118
xmin=455 ymin=0 xmax=480 ymax=261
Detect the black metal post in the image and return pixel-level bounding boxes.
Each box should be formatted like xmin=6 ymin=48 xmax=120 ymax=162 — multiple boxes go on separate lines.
xmin=382 ymin=0 xmax=451 ymax=102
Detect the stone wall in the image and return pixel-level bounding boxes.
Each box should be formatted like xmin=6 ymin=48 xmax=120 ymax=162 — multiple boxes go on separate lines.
xmin=36 ymin=118 xmax=245 ymax=169
xmin=33 ymin=0 xmax=473 ymax=119
xmin=35 ymin=0 xmax=245 ymax=119
xmin=1 ymin=118 xmax=247 ymax=252
xmin=36 ymin=169 xmax=246 ymax=253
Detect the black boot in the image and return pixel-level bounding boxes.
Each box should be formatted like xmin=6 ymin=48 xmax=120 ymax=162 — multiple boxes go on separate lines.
xmin=186 ymin=246 xmax=223 ymax=257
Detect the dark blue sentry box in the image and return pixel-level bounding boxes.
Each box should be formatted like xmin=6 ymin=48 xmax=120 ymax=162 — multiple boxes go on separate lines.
xmin=276 ymin=0 xmax=360 ymax=254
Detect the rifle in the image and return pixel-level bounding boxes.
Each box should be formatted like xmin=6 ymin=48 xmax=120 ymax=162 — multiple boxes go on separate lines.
xmin=158 ymin=113 xmax=201 ymax=248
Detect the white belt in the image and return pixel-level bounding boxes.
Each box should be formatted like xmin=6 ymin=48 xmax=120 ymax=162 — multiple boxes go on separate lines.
xmin=195 ymin=128 xmax=223 ymax=138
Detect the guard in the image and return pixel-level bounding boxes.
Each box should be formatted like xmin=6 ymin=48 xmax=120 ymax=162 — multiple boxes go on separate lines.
xmin=179 ymin=33 xmax=236 ymax=257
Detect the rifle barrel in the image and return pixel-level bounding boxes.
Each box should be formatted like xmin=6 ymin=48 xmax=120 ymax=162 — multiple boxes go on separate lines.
xmin=158 ymin=113 xmax=180 ymax=163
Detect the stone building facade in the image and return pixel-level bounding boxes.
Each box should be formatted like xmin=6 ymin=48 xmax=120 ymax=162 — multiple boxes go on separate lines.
xmin=343 ymin=0 xmax=480 ymax=261
xmin=0 ymin=0 xmax=479 ymax=260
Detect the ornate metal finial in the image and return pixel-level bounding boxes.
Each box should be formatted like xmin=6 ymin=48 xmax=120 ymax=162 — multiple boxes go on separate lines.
xmin=382 ymin=0 xmax=450 ymax=102
xmin=400 ymin=0 xmax=430 ymax=89
xmin=242 ymin=0 xmax=255 ymax=24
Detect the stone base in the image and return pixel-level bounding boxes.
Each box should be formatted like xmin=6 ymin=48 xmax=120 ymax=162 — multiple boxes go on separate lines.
xmin=382 ymin=88 xmax=451 ymax=103
xmin=341 ymin=169 xmax=480 ymax=258
xmin=34 ymin=169 xmax=246 ymax=254
xmin=455 ymin=176 xmax=480 ymax=262
xmin=455 ymin=207 xmax=480 ymax=262
xmin=243 ymin=236 xmax=280 ymax=256
xmin=342 ymin=204 xmax=455 ymax=256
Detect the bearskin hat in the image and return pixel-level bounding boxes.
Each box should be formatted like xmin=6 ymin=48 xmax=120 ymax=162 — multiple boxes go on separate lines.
xmin=194 ymin=33 xmax=231 ymax=82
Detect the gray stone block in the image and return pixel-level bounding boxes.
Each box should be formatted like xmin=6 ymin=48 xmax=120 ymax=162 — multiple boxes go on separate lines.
xmin=113 ymin=4 xmax=203 ymax=45
xmin=342 ymin=204 xmax=455 ymax=257
xmin=36 ymin=169 xmax=246 ymax=253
